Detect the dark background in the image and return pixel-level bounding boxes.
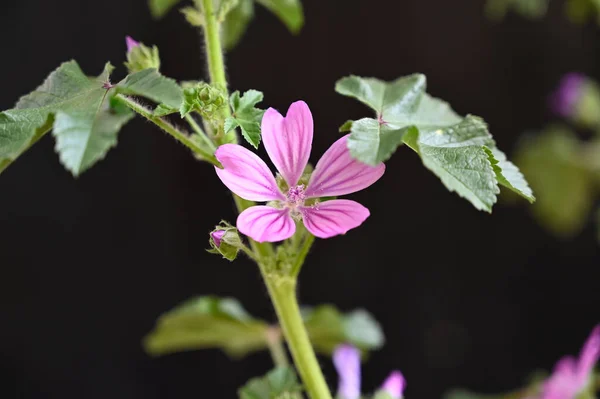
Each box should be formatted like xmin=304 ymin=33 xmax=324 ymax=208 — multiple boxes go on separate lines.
xmin=1 ymin=0 xmax=598 ymax=398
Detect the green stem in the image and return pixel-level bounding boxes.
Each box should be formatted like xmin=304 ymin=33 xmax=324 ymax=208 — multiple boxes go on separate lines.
xmin=115 ymin=94 xmax=219 ymax=166
xmin=184 ymin=114 xmax=216 ymax=151
xmin=199 ymin=0 xmax=237 ymax=144
xmin=265 ymin=326 xmax=289 ymax=367
xmin=260 ymin=273 xmax=333 ymax=399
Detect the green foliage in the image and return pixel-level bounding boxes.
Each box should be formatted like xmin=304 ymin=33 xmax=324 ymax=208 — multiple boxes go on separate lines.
xmin=143 ymin=296 xmax=270 ymax=357
xmin=485 ymin=0 xmax=549 ymax=20
xmin=515 ymin=127 xmax=598 ymax=238
xmin=208 ymin=221 xmax=243 ymax=261
xmin=124 ymin=42 xmax=161 ymax=74
xmin=0 ymin=61 xmax=134 ymax=176
xmin=336 ymin=74 xmax=534 ymax=212
xmin=303 ymin=305 xmax=384 ymax=355
xmin=222 ymin=0 xmax=254 ymax=49
xmin=566 ymin=0 xmax=600 ymax=24
xmin=255 ymin=0 xmax=304 ymax=34
xmin=238 ymin=367 xmax=302 ymax=399
xmin=225 ymin=90 xmax=265 ymax=148
xmin=149 ymin=0 xmax=182 ymax=18
xmin=180 ymin=82 xmax=227 ymax=119
xmin=117 ymin=68 xmax=183 ymax=110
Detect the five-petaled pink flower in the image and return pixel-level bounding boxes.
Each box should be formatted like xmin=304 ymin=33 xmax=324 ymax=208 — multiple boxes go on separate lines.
xmin=538 ymin=325 xmax=600 ymax=399
xmin=214 ymin=101 xmax=385 ymax=242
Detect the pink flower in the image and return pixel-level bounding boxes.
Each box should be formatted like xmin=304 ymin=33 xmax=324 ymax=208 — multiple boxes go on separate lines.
xmin=381 ymin=371 xmax=406 ymax=399
xmin=333 ymin=345 xmax=361 ymax=399
xmin=333 ymin=344 xmax=406 ymax=399
xmin=214 ymin=101 xmax=385 ymax=242
xmin=125 ymin=36 xmax=140 ymax=53
xmin=539 ymin=325 xmax=600 ymax=399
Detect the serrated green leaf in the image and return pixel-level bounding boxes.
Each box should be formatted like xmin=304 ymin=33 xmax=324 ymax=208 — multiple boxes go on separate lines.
xmin=153 ymin=103 xmax=178 ymax=117
xmin=117 ymin=69 xmax=183 ymax=110
xmin=303 ymin=305 xmax=384 ymax=355
xmin=143 ymin=296 xmax=269 ymax=357
xmin=515 ymin=127 xmax=596 ymax=237
xmin=0 ymin=61 xmax=133 ymax=176
xmin=149 ymin=0 xmax=182 ymax=18
xmin=229 ymin=90 xmax=265 ymax=148
xmin=256 ymin=0 xmax=304 ymax=34
xmin=238 ymin=367 xmax=301 ymax=399
xmin=222 ymin=0 xmax=255 ymax=49
xmin=485 ymin=147 xmax=535 ymax=202
xmin=346 ymin=118 xmax=414 ymax=166
xmin=225 ymin=116 xmax=240 ymax=133
xmin=403 ymin=116 xmax=499 ymax=212
xmin=53 ymin=101 xmax=133 ymax=176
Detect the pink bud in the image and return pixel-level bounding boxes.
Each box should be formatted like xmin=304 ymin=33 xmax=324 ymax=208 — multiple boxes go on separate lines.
xmin=211 ymin=230 xmax=226 ymax=247
xmin=125 ymin=36 xmax=140 ymax=53
xmin=381 ymin=371 xmax=406 ymax=399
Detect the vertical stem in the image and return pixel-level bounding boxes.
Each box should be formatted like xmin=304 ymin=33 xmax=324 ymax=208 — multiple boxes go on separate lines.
xmin=260 ymin=275 xmax=333 ymax=399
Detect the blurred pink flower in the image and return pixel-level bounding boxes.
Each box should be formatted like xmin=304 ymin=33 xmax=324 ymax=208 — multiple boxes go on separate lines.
xmin=333 ymin=344 xmax=406 ymax=399
xmin=549 ymin=73 xmax=587 ymax=118
xmin=539 ymin=325 xmax=600 ymax=399
xmin=214 ymin=101 xmax=385 ymax=242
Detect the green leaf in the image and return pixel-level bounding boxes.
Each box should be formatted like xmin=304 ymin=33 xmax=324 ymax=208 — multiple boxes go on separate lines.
xmin=149 ymin=0 xmax=182 ymax=18
xmin=485 ymin=147 xmax=535 ymax=203
xmin=117 ymin=69 xmax=183 ymax=110
xmin=303 ymin=305 xmax=384 ymax=355
xmin=515 ymin=127 xmax=596 ymax=237
xmin=256 ymin=0 xmax=304 ymax=34
xmin=222 ymin=0 xmax=255 ymax=50
xmin=339 ymin=119 xmax=353 ymax=132
xmin=0 ymin=61 xmax=133 ymax=176
xmin=52 ymin=99 xmax=133 ymax=176
xmin=143 ymin=296 xmax=269 ymax=357
xmin=153 ymin=103 xmax=178 ymax=117
xmin=403 ymin=116 xmax=499 ymax=212
xmin=228 ymin=90 xmax=265 ymax=148
xmin=238 ymin=367 xmax=301 ymax=399
xmin=336 ymin=74 xmax=534 ymax=210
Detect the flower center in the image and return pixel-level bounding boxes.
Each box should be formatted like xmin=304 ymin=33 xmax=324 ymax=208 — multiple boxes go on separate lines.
xmin=285 ymin=185 xmax=306 ymax=210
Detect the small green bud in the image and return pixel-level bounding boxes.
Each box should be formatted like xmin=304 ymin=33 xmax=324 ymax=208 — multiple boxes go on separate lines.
xmin=208 ymin=222 xmax=243 ymax=261
xmin=180 ymin=82 xmax=227 ymax=120
xmin=124 ymin=36 xmax=161 ymax=74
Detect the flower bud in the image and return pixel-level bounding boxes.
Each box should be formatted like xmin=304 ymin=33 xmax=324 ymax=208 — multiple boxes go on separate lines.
xmin=208 ymin=222 xmax=242 ymax=261
xmin=180 ymin=82 xmax=227 ymax=119
xmin=124 ymin=36 xmax=161 ymax=74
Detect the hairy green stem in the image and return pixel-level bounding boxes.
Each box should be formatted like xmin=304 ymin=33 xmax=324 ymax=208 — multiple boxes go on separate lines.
xmin=115 ymin=94 xmax=219 ymax=166
xmin=260 ymin=273 xmax=333 ymax=399
xmin=199 ymin=0 xmax=237 ymax=144
xmin=198 ymin=3 xmax=330 ymax=397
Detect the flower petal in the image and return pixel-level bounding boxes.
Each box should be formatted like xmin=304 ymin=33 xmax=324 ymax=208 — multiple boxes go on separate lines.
xmin=380 ymin=371 xmax=406 ymax=399
xmin=333 ymin=344 xmax=361 ymax=399
xmin=262 ymin=101 xmax=313 ymax=187
xmin=576 ymin=325 xmax=600 ymax=385
xmin=237 ymin=206 xmax=295 ymax=242
xmin=305 ymin=134 xmax=385 ymax=198
xmin=300 ymin=199 xmax=370 ymax=239
xmin=215 ymin=144 xmax=283 ymax=202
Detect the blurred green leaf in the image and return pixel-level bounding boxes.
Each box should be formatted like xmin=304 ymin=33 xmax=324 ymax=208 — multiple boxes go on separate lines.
xmin=303 ymin=305 xmax=384 ymax=355
xmin=143 ymin=296 xmax=270 ymax=357
xmin=515 ymin=126 xmax=597 ymax=238
xmin=485 ymin=0 xmax=549 ymax=20
xmin=149 ymin=0 xmax=182 ymax=18
xmin=238 ymin=367 xmax=302 ymax=399
xmin=222 ymin=0 xmax=255 ymax=49
xmin=256 ymin=0 xmax=304 ymax=34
